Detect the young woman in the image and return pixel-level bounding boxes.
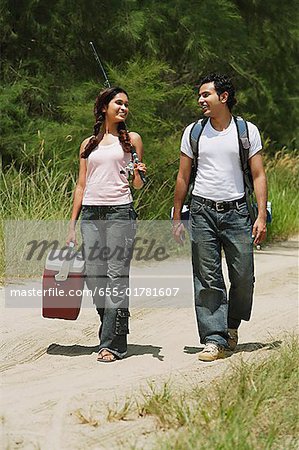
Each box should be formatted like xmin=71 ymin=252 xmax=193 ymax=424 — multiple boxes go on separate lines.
xmin=67 ymin=86 xmax=146 ymax=362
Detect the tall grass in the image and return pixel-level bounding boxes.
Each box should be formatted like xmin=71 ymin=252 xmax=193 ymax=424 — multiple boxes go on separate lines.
xmin=0 ymin=149 xmax=75 ymax=282
xmin=265 ymin=151 xmax=299 ymax=240
xmin=0 ymin=149 xmax=75 ymax=221
xmin=1 ymin=148 xmax=298 ymax=281
xmin=2 ymin=148 xmax=298 ymax=225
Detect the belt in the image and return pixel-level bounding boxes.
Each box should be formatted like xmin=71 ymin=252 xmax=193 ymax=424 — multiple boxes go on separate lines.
xmin=193 ymin=195 xmax=246 ymax=212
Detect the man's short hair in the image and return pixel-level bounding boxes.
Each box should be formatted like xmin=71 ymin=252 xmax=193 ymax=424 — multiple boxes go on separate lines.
xmin=198 ymin=73 xmax=237 ymax=111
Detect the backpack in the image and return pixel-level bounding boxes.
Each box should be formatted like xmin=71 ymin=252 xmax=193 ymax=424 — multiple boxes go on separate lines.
xmin=187 ymin=115 xmax=258 ymax=224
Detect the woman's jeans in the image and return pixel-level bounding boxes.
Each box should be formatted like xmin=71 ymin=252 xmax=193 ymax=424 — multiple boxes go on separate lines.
xmin=80 ymin=203 xmax=137 ymax=358
xmin=190 ymin=196 xmax=254 ymax=348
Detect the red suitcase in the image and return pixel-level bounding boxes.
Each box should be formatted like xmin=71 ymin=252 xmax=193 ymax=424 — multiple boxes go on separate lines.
xmin=42 ymin=244 xmax=85 ymax=320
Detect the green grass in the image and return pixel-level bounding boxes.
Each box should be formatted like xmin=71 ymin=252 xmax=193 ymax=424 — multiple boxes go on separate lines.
xmin=151 ymin=337 xmax=299 ymax=449
xmin=102 ymin=337 xmax=298 ymax=449
xmin=1 ymin=148 xmax=298 ymax=282
xmin=1 ymin=147 xmax=297 ymax=224
xmin=265 ymin=151 xmax=299 ymax=241
xmin=0 ymin=151 xmax=75 ymax=283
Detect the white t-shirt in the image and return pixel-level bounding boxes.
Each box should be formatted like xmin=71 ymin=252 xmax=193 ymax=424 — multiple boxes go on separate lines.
xmin=180 ymin=117 xmax=262 ymax=201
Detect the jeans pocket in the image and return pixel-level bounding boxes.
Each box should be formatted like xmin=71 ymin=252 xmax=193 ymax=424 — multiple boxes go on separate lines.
xmin=81 ymin=206 xmax=98 ymax=220
xmin=190 ymin=201 xmax=204 ymax=215
xmin=107 ymin=205 xmax=131 ymax=221
xmin=115 ymin=308 xmax=130 ymax=335
xmin=235 ymin=203 xmax=249 ymax=217
xmin=129 ymin=207 xmax=138 ymax=220
xmin=124 ymin=236 xmax=135 ymax=266
xmin=129 ymin=207 xmax=138 ymax=233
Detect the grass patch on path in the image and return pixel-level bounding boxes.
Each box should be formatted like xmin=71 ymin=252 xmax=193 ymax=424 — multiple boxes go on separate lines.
xmin=139 ymin=337 xmax=299 ymax=449
xmin=90 ymin=337 xmax=298 ymax=449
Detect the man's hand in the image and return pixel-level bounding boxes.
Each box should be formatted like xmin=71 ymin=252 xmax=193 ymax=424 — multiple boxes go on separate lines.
xmin=252 ymin=216 xmax=267 ymax=245
xmin=172 ymin=153 xmax=193 ymax=244
xmin=249 ymin=152 xmax=267 ymax=246
xmin=172 ymin=221 xmax=186 ymax=244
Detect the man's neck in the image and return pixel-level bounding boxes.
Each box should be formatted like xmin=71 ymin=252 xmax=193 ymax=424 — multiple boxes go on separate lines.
xmin=210 ymin=111 xmax=232 ymax=131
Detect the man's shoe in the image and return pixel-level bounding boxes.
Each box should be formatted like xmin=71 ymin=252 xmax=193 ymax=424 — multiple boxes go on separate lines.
xmin=227 ymin=328 xmax=238 ymax=351
xmin=198 ymin=342 xmax=225 ymax=361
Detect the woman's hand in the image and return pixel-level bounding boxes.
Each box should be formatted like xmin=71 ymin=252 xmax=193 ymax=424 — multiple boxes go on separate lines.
xmin=133 ymin=162 xmax=147 ymax=189
xmin=66 ymin=227 xmax=77 ymax=246
xmin=134 ymin=162 xmax=146 ymax=174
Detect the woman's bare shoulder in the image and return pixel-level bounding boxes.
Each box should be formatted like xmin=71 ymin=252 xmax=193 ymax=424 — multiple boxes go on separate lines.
xmin=129 ymin=131 xmax=142 ymax=145
xmin=79 ymin=136 xmax=93 ymax=153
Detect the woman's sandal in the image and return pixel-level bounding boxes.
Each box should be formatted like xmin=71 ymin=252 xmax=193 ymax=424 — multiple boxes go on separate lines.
xmin=97 ymin=349 xmax=118 ymax=363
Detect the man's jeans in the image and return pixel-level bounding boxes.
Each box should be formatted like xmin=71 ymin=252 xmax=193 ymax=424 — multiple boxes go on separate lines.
xmin=80 ymin=203 xmax=137 ymax=358
xmin=190 ymin=196 xmax=254 ymax=348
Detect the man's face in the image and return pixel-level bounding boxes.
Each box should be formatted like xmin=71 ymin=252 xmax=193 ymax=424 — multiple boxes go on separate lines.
xmin=198 ymin=82 xmax=228 ymax=117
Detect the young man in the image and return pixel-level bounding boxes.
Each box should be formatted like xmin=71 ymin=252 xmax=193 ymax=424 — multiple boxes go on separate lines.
xmin=173 ymin=73 xmax=267 ymax=361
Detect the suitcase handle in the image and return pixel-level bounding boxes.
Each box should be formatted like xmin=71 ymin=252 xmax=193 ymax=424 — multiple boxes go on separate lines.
xmin=54 ymin=242 xmax=75 ymax=282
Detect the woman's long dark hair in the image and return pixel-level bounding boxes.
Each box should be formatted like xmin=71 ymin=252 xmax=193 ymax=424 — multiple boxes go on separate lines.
xmin=81 ymin=86 xmax=132 ymax=159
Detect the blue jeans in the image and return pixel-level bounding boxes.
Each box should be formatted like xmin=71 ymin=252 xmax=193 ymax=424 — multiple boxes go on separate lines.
xmin=80 ymin=203 xmax=137 ymax=358
xmin=190 ymin=196 xmax=254 ymax=348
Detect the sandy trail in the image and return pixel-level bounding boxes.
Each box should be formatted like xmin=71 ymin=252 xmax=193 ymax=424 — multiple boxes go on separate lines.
xmin=1 ymin=238 xmax=298 ymax=449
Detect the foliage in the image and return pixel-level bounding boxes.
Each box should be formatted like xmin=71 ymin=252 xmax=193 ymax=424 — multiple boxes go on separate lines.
xmin=0 ymin=1 xmax=298 ymax=276
xmin=1 ymin=145 xmax=298 ymax=223
xmin=265 ymin=151 xmax=299 ymax=240
xmin=0 ymin=57 xmax=187 ymax=168
xmin=1 ymin=0 xmax=298 ymax=165
xmin=1 ymin=148 xmax=297 ymax=283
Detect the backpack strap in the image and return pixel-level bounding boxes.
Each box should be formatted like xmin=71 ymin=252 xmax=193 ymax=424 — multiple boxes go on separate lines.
xmin=234 ymin=115 xmax=254 ymax=196
xmin=189 ymin=117 xmax=209 ymax=165
xmin=234 ymin=116 xmax=250 ymax=150
xmin=183 ymin=117 xmax=208 ymax=206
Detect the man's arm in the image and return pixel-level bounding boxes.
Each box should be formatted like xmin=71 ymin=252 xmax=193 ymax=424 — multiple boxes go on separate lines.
xmin=172 ymin=152 xmax=193 ymax=243
xmin=249 ymin=151 xmax=267 ymax=244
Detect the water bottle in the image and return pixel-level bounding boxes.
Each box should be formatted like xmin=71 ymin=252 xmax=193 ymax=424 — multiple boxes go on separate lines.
xmin=266 ymin=201 xmax=272 ymax=223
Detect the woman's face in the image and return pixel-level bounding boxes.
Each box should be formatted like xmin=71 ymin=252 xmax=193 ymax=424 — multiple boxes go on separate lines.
xmin=103 ymin=92 xmax=129 ymax=123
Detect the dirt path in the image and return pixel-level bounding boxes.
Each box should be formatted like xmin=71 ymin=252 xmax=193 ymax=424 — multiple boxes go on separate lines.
xmin=1 ymin=238 xmax=298 ymax=449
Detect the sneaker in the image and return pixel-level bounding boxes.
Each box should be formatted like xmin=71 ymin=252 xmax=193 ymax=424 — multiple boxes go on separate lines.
xmin=227 ymin=328 xmax=238 ymax=350
xmin=198 ymin=342 xmax=225 ymax=361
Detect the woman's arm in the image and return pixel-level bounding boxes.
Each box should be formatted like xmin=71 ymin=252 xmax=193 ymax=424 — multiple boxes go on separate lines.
xmin=67 ymin=138 xmax=90 ymax=244
xmin=129 ymin=131 xmax=146 ymax=189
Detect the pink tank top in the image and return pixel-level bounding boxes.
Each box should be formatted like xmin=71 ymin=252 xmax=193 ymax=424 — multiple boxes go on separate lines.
xmin=82 ymin=140 xmax=133 ymax=205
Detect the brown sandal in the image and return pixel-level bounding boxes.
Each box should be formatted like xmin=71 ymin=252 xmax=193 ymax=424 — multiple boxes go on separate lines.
xmin=97 ymin=349 xmax=117 ymax=363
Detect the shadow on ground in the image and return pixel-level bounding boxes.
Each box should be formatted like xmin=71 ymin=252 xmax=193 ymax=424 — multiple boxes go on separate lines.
xmin=126 ymin=343 xmax=164 ymax=360
xmin=47 ymin=342 xmax=164 ymax=360
xmin=184 ymin=340 xmax=282 ymax=355
xmin=47 ymin=343 xmax=99 ymax=356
